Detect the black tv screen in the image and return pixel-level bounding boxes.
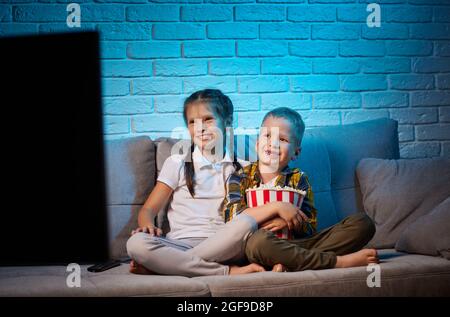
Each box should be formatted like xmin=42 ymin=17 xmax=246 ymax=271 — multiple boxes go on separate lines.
xmin=0 ymin=31 xmax=109 ymax=265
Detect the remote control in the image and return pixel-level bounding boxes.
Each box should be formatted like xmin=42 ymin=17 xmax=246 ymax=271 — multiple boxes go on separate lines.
xmin=87 ymin=259 xmax=122 ymax=273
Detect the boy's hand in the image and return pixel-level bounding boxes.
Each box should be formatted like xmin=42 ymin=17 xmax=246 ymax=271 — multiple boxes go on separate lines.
xmin=131 ymin=225 xmax=163 ymax=237
xmin=293 ymin=210 xmax=311 ymax=234
xmin=276 ymin=202 xmax=310 ymax=232
xmin=297 ymin=209 xmax=310 ymax=223
xmin=261 ymin=217 xmax=288 ymax=232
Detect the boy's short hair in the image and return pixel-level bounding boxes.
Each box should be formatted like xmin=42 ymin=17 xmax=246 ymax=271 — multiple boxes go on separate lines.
xmin=262 ymin=107 xmax=305 ymax=147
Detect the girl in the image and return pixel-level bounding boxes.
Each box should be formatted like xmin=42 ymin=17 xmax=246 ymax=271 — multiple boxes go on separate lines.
xmin=126 ymin=89 xmax=299 ymax=277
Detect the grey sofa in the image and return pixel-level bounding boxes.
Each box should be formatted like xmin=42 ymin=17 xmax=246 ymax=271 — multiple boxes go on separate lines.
xmin=1 ymin=118 xmax=449 ymax=297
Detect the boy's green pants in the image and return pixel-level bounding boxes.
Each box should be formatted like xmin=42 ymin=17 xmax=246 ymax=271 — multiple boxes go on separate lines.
xmin=245 ymin=213 xmax=376 ymax=271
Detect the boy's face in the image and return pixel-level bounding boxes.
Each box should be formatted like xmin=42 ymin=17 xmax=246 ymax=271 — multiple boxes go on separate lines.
xmin=257 ymin=116 xmax=301 ymax=172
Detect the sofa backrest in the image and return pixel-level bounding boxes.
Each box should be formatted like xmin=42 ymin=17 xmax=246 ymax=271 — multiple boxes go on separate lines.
xmin=309 ymin=118 xmax=400 ymax=221
xmin=104 ymin=136 xmax=156 ymax=259
xmin=154 ymin=118 xmax=399 ymax=229
xmin=104 ymin=118 xmax=399 ymax=258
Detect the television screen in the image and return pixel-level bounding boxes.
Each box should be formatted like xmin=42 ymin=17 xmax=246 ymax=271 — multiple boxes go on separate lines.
xmin=0 ymin=31 xmax=109 ymax=265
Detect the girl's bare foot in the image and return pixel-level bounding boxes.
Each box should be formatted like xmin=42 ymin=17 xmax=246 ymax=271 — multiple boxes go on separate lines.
xmin=229 ymin=263 xmax=266 ymax=275
xmin=335 ymin=249 xmax=379 ymax=268
xmin=129 ymin=260 xmax=154 ymax=275
xmin=272 ymin=263 xmax=287 ymax=272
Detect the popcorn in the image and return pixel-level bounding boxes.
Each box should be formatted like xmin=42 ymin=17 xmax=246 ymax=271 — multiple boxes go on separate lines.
xmin=245 ymin=184 xmax=307 ymax=196
xmin=245 ymin=184 xmax=306 ymax=239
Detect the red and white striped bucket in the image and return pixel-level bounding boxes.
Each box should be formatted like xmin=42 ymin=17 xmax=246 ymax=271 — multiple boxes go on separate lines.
xmin=246 ymin=188 xmax=305 ymax=239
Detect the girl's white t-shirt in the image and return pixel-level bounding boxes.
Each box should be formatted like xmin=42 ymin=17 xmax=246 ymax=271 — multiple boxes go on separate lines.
xmin=157 ymin=146 xmax=243 ymax=240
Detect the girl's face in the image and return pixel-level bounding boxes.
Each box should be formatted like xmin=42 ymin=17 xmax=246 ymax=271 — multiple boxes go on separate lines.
xmin=185 ymin=102 xmax=225 ymax=152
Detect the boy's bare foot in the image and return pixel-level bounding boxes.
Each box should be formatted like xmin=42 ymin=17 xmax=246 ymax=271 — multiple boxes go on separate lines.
xmin=272 ymin=263 xmax=287 ymax=272
xmin=229 ymin=263 xmax=266 ymax=275
xmin=335 ymin=249 xmax=379 ymax=268
xmin=129 ymin=260 xmax=154 ymax=275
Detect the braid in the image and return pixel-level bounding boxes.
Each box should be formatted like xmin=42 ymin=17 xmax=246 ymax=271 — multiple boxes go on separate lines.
xmin=232 ymin=151 xmax=242 ymax=172
xmin=184 ymin=143 xmax=196 ymax=197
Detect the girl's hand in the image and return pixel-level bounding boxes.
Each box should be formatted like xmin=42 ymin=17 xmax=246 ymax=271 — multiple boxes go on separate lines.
xmin=131 ymin=225 xmax=163 ymax=237
xmin=261 ymin=217 xmax=288 ymax=232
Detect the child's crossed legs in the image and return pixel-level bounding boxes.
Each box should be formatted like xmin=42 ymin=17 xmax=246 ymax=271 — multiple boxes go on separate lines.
xmin=245 ymin=212 xmax=378 ymax=271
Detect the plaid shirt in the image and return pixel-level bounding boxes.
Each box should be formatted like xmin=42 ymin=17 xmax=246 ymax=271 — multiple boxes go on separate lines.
xmin=222 ymin=161 xmax=317 ymax=238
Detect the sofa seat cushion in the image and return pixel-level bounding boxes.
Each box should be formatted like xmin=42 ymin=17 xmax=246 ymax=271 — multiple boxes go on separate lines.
xmin=0 ymin=264 xmax=210 ymax=297
xmin=194 ymin=249 xmax=450 ymax=297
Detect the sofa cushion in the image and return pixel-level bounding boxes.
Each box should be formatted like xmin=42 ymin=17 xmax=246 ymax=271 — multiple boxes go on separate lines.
xmin=155 ymin=137 xmax=190 ymax=175
xmin=0 ymin=264 xmax=210 ymax=297
xmin=311 ymin=118 xmax=400 ymax=220
xmin=194 ymin=249 xmax=450 ymax=297
xmin=105 ymin=136 xmax=156 ymax=206
xmin=357 ymin=158 xmax=450 ymax=249
xmin=293 ymin=133 xmax=337 ymax=229
xmin=109 ymin=205 xmax=140 ymax=260
xmin=396 ymin=197 xmax=450 ymax=259
xmin=104 ymin=136 xmax=156 ymax=259
xmin=3 ymin=251 xmax=449 ymax=297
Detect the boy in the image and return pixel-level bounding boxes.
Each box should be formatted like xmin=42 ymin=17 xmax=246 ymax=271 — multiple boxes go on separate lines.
xmin=223 ymin=107 xmax=378 ymax=272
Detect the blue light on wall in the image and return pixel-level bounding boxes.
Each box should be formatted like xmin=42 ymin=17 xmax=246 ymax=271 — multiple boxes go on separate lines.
xmin=1 ymin=1 xmax=449 ymax=159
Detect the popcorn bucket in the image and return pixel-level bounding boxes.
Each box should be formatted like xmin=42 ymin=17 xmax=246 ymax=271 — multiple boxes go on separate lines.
xmin=246 ymin=187 xmax=305 ymax=239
